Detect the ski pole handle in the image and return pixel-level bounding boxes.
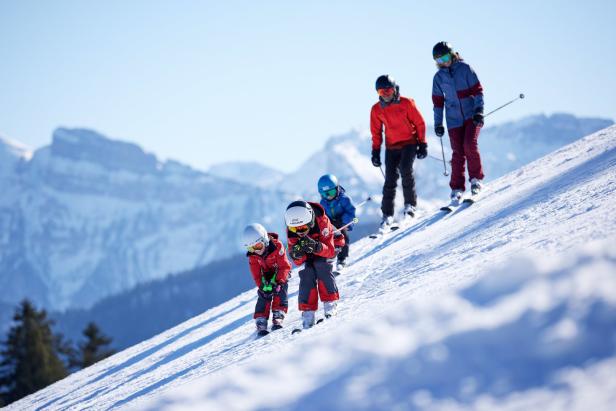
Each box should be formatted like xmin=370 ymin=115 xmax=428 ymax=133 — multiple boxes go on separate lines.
xmin=333 ymin=217 xmax=359 ymax=234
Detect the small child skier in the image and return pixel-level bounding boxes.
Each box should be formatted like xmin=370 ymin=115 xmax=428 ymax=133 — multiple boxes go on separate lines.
xmin=284 ymin=200 xmax=339 ymax=329
xmin=317 ymin=174 xmax=356 ymax=273
xmin=242 ymin=223 xmax=292 ymax=335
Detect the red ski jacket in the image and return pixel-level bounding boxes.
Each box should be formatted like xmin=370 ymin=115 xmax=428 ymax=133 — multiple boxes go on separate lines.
xmin=371 ymin=96 xmax=427 ymax=150
xmin=286 ymin=202 xmax=336 ymax=266
xmin=247 ymin=233 xmax=292 ymax=288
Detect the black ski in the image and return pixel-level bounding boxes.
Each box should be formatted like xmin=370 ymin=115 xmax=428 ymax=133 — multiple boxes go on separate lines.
xmin=291 ymin=318 xmax=324 ymax=335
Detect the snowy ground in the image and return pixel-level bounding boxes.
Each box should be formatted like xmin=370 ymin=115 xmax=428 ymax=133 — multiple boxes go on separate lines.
xmin=10 ymin=126 xmax=616 ymax=410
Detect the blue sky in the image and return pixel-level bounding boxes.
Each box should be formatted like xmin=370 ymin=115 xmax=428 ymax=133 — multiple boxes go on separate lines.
xmin=1 ymin=0 xmax=614 ymax=172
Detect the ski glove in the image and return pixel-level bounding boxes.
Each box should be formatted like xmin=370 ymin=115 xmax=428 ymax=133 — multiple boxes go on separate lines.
xmin=300 ymin=236 xmax=322 ymax=254
xmin=435 ymin=125 xmax=445 ymax=137
xmin=290 ymin=243 xmax=305 ymax=260
xmin=416 ymin=143 xmax=428 ymax=160
xmin=371 ymin=149 xmax=381 ymax=167
xmin=473 ymin=113 xmax=484 ymax=127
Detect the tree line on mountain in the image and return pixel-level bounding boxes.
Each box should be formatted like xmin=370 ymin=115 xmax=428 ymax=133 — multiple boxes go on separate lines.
xmin=0 ymin=299 xmax=115 ymax=406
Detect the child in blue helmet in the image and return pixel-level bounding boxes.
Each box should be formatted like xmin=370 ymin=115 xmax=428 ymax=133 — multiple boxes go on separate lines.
xmin=318 ymin=174 xmax=357 ymax=272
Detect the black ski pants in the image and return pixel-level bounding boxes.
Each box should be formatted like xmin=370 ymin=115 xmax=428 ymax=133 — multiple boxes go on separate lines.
xmin=381 ymin=144 xmax=417 ymax=217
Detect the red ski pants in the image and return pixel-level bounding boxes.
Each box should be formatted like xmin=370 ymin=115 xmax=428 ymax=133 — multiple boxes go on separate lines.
xmin=448 ymin=119 xmax=485 ymax=191
xmin=298 ymin=258 xmax=339 ymax=312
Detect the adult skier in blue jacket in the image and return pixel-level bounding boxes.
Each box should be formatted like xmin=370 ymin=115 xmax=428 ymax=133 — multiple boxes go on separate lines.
xmin=318 ymin=174 xmax=356 ymax=272
xmin=432 ymin=41 xmax=485 ymax=204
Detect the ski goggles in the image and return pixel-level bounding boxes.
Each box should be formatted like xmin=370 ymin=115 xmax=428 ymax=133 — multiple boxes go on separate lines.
xmin=288 ymin=224 xmax=310 ymax=234
xmin=320 ymin=188 xmax=337 ymax=199
xmin=246 ymin=241 xmax=265 ymax=253
xmin=434 ymin=53 xmax=452 ymax=65
xmin=377 ymin=87 xmax=395 ymax=97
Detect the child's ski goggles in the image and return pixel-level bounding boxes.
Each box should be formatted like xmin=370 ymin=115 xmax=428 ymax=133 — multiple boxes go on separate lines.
xmin=435 ymin=53 xmax=452 ymax=64
xmin=377 ymin=87 xmax=395 ymax=97
xmin=288 ymin=224 xmax=310 ymax=234
xmin=246 ymin=241 xmax=265 ymax=253
xmin=320 ymin=188 xmax=337 ymax=199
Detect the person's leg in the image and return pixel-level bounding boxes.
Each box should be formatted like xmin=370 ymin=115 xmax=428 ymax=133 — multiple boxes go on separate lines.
xmin=298 ymin=263 xmax=318 ymax=312
xmin=399 ymin=144 xmax=418 ymax=207
xmin=272 ymin=282 xmax=288 ymax=327
xmin=313 ymin=258 xmax=339 ymax=303
xmin=448 ymin=126 xmax=466 ymax=191
xmin=337 ymin=229 xmax=350 ymax=264
xmin=381 ymin=148 xmax=402 ymax=217
xmin=254 ymin=294 xmax=271 ymax=331
xmin=462 ymin=119 xmax=485 ymax=182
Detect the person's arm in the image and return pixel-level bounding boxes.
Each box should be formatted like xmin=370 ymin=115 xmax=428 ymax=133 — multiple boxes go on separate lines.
xmin=287 ymin=236 xmax=307 ymax=266
xmin=370 ymin=105 xmax=383 ymax=151
xmin=274 ymin=242 xmax=292 ymax=283
xmin=340 ymin=195 xmax=356 ymax=229
xmin=314 ymin=219 xmax=336 ymax=259
xmin=407 ymin=99 xmax=427 ymax=144
xmin=465 ymin=65 xmax=484 ymax=114
xmin=248 ymin=257 xmax=263 ymax=288
xmin=432 ymin=75 xmax=445 ymax=127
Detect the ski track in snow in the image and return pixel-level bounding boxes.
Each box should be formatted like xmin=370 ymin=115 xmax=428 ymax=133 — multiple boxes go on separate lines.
xmin=9 ymin=127 xmax=616 ymax=411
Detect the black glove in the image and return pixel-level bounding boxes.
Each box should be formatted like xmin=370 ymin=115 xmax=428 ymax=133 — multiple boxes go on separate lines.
xmin=258 ymin=288 xmax=273 ymax=300
xmin=290 ymin=243 xmax=305 ymax=260
xmin=416 ymin=143 xmax=428 ymax=160
xmin=435 ymin=125 xmax=445 ymax=137
xmin=371 ymin=149 xmax=381 ymax=167
xmin=473 ymin=112 xmax=484 ymax=127
xmin=300 ymin=236 xmax=322 ymax=254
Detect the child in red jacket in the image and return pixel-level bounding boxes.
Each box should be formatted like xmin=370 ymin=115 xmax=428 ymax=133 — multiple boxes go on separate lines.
xmin=242 ymin=223 xmax=291 ymax=335
xmin=284 ymin=200 xmax=339 ymax=329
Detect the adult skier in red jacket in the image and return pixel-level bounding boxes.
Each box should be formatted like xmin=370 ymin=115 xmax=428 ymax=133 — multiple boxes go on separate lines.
xmin=243 ymin=223 xmax=292 ymax=334
xmin=370 ymin=74 xmax=427 ymax=229
xmin=285 ymin=200 xmax=339 ymax=329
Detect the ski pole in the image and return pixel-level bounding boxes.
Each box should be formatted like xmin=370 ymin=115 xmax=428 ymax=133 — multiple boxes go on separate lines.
xmin=379 ymin=165 xmax=386 ymax=179
xmin=485 ymin=93 xmax=525 ymax=118
xmin=355 ymin=196 xmax=372 ymax=209
xmin=333 ymin=217 xmax=359 ymax=234
xmin=438 ymin=136 xmax=449 ymax=176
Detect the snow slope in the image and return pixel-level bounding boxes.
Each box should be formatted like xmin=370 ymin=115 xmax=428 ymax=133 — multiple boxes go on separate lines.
xmin=9 ymin=126 xmax=616 ymax=410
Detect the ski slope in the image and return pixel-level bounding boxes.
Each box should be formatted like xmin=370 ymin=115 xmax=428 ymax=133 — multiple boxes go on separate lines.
xmin=10 ymin=126 xmax=616 ymax=410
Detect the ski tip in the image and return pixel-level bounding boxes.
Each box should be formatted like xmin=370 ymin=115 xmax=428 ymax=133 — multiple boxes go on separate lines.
xmin=463 ymin=198 xmax=475 ymax=204
xmin=256 ymin=330 xmax=270 ymax=337
xmin=291 ymin=328 xmax=302 ymax=335
xmin=440 ymin=206 xmax=453 ymax=212
xmin=316 ymin=318 xmax=325 ymax=324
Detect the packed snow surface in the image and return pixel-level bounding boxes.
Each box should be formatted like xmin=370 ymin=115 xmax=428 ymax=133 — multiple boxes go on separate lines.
xmin=10 ymin=126 xmax=616 ymax=410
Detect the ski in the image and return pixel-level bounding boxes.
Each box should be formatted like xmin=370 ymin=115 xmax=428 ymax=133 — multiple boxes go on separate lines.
xmin=291 ymin=318 xmax=324 ymax=335
xmin=369 ymin=221 xmax=401 ymax=239
xmin=256 ymin=330 xmax=270 ymax=338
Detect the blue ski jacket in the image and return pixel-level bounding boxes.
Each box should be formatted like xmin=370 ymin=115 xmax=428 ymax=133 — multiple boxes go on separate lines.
xmin=319 ymin=187 xmax=356 ymax=231
xmin=432 ymin=60 xmax=484 ymax=129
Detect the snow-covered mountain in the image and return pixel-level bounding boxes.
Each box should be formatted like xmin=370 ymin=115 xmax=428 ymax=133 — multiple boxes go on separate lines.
xmin=0 ymin=128 xmax=293 ymax=311
xmin=208 ymin=161 xmax=285 ymax=188
xmin=10 ymin=125 xmax=616 ymax=410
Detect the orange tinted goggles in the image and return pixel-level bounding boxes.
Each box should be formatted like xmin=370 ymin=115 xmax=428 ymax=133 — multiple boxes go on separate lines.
xmin=377 ymin=87 xmax=394 ymax=97
xmin=288 ymin=224 xmax=310 ymax=234
xmin=246 ymin=241 xmax=265 ymax=252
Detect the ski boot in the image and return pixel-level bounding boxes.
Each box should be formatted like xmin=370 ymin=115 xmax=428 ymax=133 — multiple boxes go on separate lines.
xmin=380 ymin=215 xmax=395 ymax=232
xmin=403 ymin=204 xmax=416 ymax=219
xmin=335 ymin=259 xmax=347 ymax=273
xmin=470 ymin=178 xmax=483 ymax=196
xmin=450 ymin=189 xmax=463 ymax=206
xmin=302 ymin=310 xmax=316 ymax=329
xmin=271 ymin=310 xmax=284 ymax=331
xmin=323 ymin=301 xmax=338 ymax=319
xmin=255 ymin=317 xmax=269 ymax=336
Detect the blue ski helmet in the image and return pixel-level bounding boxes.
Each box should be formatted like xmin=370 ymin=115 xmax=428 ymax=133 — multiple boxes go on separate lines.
xmin=318 ymin=174 xmax=339 ymax=199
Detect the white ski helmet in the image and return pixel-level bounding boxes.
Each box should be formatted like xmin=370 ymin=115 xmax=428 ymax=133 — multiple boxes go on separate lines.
xmin=284 ymin=200 xmax=314 ymax=227
xmin=242 ymin=223 xmax=269 ymax=247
